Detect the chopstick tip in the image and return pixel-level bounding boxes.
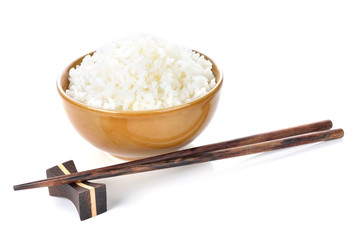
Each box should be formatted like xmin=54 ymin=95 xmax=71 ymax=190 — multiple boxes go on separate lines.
xmin=13 ymin=184 xmax=27 ymax=191
xmin=338 ymin=128 xmax=345 ymax=138
xmin=321 ymin=119 xmax=333 ymax=130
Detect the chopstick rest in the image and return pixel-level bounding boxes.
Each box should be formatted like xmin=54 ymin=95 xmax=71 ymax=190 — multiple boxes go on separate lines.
xmin=46 ymin=160 xmax=107 ymax=221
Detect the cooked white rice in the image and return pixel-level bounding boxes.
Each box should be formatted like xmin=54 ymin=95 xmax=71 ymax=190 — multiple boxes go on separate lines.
xmin=66 ymin=35 xmax=216 ymax=111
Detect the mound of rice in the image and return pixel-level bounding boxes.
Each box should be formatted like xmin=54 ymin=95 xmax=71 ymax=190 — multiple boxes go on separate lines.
xmin=66 ymin=35 xmax=216 ymax=111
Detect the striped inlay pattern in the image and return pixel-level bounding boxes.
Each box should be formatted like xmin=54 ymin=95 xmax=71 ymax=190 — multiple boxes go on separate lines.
xmin=57 ymin=164 xmax=97 ymax=217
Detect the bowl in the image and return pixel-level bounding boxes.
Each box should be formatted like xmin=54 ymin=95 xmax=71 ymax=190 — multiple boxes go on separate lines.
xmin=57 ymin=51 xmax=223 ymax=159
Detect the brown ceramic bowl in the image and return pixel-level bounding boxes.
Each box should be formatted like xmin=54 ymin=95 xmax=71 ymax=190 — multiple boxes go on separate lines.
xmin=57 ymin=51 xmax=223 ymax=159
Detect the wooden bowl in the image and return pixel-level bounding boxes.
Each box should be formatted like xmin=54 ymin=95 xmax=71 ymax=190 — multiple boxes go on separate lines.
xmin=57 ymin=51 xmax=223 ymax=159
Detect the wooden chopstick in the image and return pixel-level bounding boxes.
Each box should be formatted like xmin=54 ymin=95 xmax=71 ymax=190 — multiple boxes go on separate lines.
xmin=13 ymin=120 xmax=341 ymax=191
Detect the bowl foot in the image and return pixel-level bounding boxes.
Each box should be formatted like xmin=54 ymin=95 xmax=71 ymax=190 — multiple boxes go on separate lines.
xmin=108 ymin=153 xmax=140 ymax=161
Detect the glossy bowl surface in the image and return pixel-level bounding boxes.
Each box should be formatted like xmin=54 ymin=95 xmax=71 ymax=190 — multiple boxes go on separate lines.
xmin=58 ymin=51 xmax=223 ymax=159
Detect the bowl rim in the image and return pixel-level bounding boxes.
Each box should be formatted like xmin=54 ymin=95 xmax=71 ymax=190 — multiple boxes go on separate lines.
xmin=57 ymin=50 xmax=223 ymax=116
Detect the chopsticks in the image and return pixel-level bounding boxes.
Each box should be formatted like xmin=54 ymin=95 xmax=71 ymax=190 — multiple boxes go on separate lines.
xmin=13 ymin=120 xmax=343 ymax=191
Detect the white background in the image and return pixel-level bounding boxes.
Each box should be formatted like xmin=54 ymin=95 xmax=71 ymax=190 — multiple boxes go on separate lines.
xmin=1 ymin=0 xmax=355 ymax=239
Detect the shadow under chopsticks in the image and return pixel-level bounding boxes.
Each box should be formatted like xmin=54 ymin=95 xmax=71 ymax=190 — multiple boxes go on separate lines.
xmin=95 ymin=138 xmax=343 ymax=210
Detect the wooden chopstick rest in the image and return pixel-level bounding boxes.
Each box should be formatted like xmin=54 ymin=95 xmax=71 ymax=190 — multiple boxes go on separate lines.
xmin=46 ymin=160 xmax=107 ymax=221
